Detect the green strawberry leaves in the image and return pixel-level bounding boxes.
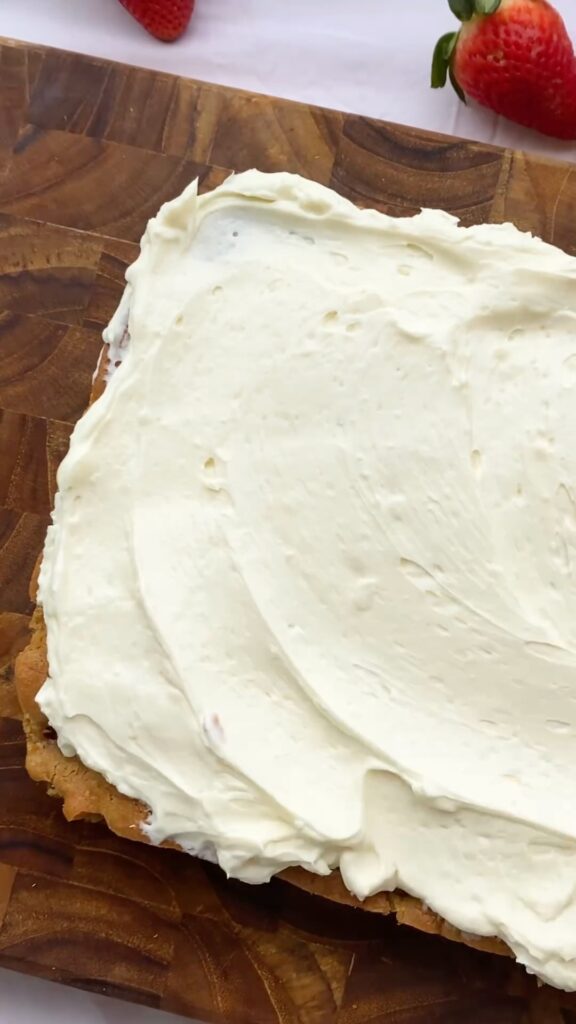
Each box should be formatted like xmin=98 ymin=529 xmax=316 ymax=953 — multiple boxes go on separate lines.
xmin=448 ymin=0 xmax=474 ymax=19
xmin=431 ymin=32 xmax=467 ymax=102
xmin=449 ymin=65 xmax=466 ymax=103
xmin=433 ymin=0 xmax=502 ymax=101
xmin=448 ymin=0 xmax=501 ymax=19
xmin=475 ymin=0 xmax=502 ymax=12
xmin=431 ymin=32 xmax=459 ymax=88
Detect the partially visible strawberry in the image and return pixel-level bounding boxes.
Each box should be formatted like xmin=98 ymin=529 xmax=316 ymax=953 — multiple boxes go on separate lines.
xmin=118 ymin=0 xmax=195 ymax=42
xmin=432 ymin=0 xmax=576 ymax=140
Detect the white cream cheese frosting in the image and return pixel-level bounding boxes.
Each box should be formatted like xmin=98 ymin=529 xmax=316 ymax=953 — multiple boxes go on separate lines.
xmin=37 ymin=169 xmax=576 ymax=990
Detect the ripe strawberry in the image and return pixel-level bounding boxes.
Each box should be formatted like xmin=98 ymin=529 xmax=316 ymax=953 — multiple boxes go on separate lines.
xmin=118 ymin=0 xmax=195 ymax=42
xmin=432 ymin=0 xmax=576 ymax=140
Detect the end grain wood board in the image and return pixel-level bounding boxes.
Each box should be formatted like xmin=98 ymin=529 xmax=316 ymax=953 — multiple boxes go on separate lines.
xmin=1 ymin=35 xmax=576 ymax=1024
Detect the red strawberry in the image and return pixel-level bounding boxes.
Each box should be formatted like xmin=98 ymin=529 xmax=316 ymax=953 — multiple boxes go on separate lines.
xmin=118 ymin=0 xmax=195 ymax=42
xmin=432 ymin=0 xmax=576 ymax=140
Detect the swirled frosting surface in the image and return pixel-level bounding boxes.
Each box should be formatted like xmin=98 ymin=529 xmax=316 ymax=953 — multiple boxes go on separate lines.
xmin=38 ymin=170 xmax=576 ymax=989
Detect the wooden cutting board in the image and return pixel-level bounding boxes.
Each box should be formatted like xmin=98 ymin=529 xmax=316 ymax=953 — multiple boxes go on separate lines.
xmin=2 ymin=36 xmax=576 ymax=1024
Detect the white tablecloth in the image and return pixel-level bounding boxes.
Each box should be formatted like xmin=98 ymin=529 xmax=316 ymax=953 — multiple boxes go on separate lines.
xmin=2 ymin=1 xmax=576 ymax=1021
xmin=4 ymin=0 xmax=576 ymax=162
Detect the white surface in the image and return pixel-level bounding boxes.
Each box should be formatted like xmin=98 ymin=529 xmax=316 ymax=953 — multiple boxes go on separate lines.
xmin=0 ymin=967 xmax=191 ymax=1024
xmin=2 ymin=1 xmax=576 ymax=1022
xmin=2 ymin=0 xmax=576 ymax=161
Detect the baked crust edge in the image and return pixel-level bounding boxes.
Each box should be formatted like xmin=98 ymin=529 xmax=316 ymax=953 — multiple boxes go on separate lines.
xmin=13 ymin=345 xmax=510 ymax=962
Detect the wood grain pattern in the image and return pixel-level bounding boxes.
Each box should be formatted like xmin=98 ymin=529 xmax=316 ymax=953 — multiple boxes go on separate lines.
xmin=0 ymin=126 xmax=223 ymax=242
xmin=0 ymin=410 xmax=70 ymax=513
xmin=0 ymin=214 xmax=101 ymax=325
xmin=2 ymin=35 xmax=576 ymax=1023
xmin=0 ymin=312 xmax=103 ymax=420
xmin=330 ymin=117 xmax=507 ymax=223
